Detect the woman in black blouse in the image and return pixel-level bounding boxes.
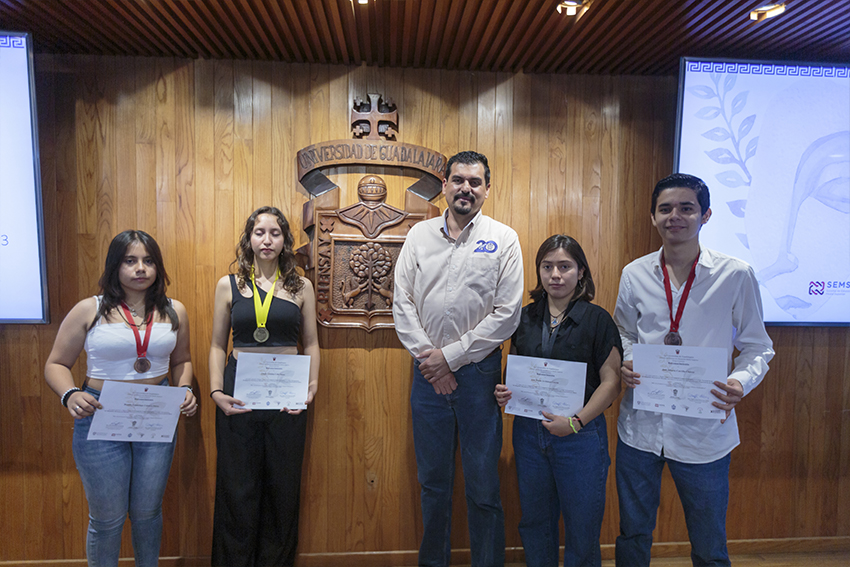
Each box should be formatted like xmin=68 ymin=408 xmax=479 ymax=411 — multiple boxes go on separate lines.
xmin=496 ymin=234 xmax=622 ymax=567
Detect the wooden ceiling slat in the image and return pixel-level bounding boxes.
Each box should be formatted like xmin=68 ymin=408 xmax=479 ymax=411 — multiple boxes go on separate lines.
xmin=413 ymin=0 xmax=437 ymax=68
xmin=541 ymin=0 xmax=636 ymax=73
xmin=238 ymin=0 xmax=282 ymax=59
xmin=457 ymin=0 xmax=498 ymax=69
xmin=294 ymin=0 xmax=329 ymax=63
xmin=149 ymin=1 xmax=220 ymax=58
xmin=280 ymin=0 xmax=317 ymax=62
xmin=473 ymin=0 xmax=527 ymax=71
xmin=334 ymin=0 xmax=361 ymax=64
xmin=162 ymin=0 xmax=224 ymax=58
xmin=69 ymin=0 xmax=156 ymax=56
xmin=424 ymin=0 xmax=451 ymax=69
xmin=435 ymin=0 xmax=465 ymax=68
xmin=183 ymin=0 xmax=245 ymax=59
xmin=322 ymin=0 xmax=350 ymax=65
xmin=2 ymin=0 xmax=848 ymax=75
xmin=219 ymin=0 xmax=268 ymax=58
xmin=264 ymin=0 xmax=304 ymax=63
xmin=488 ymin=0 xmax=549 ymax=71
xmin=104 ymin=0 xmax=185 ymax=56
xmin=445 ymin=0 xmax=482 ymax=69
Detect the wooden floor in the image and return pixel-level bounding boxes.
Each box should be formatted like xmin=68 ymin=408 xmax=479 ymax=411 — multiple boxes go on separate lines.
xmin=496 ymin=551 xmax=850 ymax=567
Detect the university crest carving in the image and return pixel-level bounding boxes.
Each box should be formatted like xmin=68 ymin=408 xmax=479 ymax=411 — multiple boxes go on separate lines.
xmin=295 ymin=93 xmax=444 ymax=332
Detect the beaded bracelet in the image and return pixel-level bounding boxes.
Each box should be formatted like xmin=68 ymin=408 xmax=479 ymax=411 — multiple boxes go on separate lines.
xmin=61 ymin=387 xmax=81 ymax=407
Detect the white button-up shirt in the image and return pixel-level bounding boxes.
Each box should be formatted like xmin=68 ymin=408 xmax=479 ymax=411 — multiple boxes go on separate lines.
xmin=614 ymin=247 xmax=774 ymax=463
xmin=392 ymin=210 xmax=524 ymax=372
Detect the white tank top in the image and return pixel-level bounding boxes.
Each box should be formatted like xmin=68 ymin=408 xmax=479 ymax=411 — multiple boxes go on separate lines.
xmin=84 ymin=296 xmax=177 ymax=380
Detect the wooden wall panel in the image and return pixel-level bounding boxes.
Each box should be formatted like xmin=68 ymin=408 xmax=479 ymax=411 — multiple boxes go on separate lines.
xmin=0 ymin=55 xmax=848 ymax=565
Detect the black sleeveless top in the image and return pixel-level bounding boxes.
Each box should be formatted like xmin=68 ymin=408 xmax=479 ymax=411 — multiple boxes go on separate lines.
xmin=230 ymin=274 xmax=301 ymax=347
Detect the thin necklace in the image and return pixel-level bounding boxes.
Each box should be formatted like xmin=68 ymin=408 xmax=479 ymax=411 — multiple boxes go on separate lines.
xmin=549 ymin=304 xmax=569 ymax=327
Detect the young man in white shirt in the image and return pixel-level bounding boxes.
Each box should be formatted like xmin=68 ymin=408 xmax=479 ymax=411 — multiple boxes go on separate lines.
xmin=393 ymin=151 xmax=524 ymax=567
xmin=614 ymin=173 xmax=774 ymax=566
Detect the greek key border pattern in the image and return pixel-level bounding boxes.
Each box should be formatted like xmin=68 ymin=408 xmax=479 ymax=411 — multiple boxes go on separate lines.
xmin=686 ymin=60 xmax=849 ymax=78
xmin=0 ymin=35 xmax=26 ymax=48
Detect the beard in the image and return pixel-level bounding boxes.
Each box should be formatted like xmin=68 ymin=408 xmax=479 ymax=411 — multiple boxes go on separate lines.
xmin=452 ymin=193 xmax=475 ymax=215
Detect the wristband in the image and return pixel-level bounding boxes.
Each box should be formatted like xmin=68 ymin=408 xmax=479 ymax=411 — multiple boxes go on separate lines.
xmin=568 ymin=417 xmax=579 ymax=434
xmin=183 ymin=385 xmax=194 ymax=393
xmin=61 ymin=387 xmax=81 ymax=407
xmin=210 ymin=389 xmax=223 ymax=398
xmin=573 ymin=414 xmax=584 ymax=428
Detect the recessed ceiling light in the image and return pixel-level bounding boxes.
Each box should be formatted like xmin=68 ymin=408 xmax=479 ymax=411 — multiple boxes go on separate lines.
xmin=556 ymin=1 xmax=587 ymax=17
xmin=750 ymin=3 xmax=786 ymax=21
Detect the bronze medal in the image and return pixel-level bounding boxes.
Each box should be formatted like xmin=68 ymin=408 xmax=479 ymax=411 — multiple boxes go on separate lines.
xmin=134 ymin=357 xmax=152 ymax=373
xmin=664 ymin=331 xmax=682 ymax=345
xmin=253 ymin=327 xmax=270 ymax=343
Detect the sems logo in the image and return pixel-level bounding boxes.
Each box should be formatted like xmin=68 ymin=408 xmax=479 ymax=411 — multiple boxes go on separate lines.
xmin=809 ymin=281 xmax=850 ymax=295
xmin=473 ymin=240 xmax=498 ymax=253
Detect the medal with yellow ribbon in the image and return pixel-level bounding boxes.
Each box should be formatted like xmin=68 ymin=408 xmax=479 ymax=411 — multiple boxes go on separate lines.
xmin=251 ymin=267 xmax=279 ymax=343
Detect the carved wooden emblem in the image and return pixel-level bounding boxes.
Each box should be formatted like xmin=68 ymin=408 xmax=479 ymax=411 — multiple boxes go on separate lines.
xmin=295 ymin=92 xmax=443 ymax=332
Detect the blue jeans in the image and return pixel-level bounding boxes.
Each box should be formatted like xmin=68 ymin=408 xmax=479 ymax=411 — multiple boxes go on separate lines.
xmin=73 ymin=381 xmax=177 ymax=567
xmin=615 ymin=439 xmax=731 ymax=567
xmin=513 ymin=414 xmax=610 ymax=567
xmin=411 ymin=351 xmax=505 ymax=567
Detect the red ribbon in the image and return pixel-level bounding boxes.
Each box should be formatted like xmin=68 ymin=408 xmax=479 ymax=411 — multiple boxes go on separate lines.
xmin=660 ymin=252 xmax=699 ymax=335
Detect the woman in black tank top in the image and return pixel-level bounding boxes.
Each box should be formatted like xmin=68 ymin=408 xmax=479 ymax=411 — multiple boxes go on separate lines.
xmin=208 ymin=206 xmax=320 ymax=567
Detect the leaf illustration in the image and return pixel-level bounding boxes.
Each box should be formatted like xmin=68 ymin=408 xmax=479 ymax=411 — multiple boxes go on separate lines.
xmin=727 ymin=199 xmax=747 ymax=218
xmin=731 ymin=91 xmax=748 ymax=117
xmin=695 ymin=106 xmax=721 ymax=120
xmin=705 ymin=148 xmax=737 ymax=164
xmin=688 ymin=85 xmax=717 ymax=99
xmin=723 ymin=74 xmax=736 ymax=94
xmin=716 ymin=170 xmax=746 ymax=188
xmin=745 ymin=136 xmax=759 ymax=160
xmin=710 ymin=72 xmax=721 ymax=86
xmin=738 ymin=115 xmax=756 ymax=139
xmin=735 ymin=233 xmax=750 ymax=249
xmin=702 ymin=127 xmax=731 ymax=141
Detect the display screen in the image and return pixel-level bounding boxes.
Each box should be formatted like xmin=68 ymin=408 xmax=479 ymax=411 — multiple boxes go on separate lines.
xmin=0 ymin=31 xmax=49 ymax=323
xmin=675 ymin=57 xmax=850 ymax=326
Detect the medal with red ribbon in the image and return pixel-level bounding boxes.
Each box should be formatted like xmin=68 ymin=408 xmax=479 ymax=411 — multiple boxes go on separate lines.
xmin=121 ymin=302 xmax=153 ymax=373
xmin=660 ymin=251 xmax=699 ymax=346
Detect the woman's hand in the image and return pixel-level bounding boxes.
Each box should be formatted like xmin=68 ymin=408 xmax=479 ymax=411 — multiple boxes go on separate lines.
xmin=66 ymin=390 xmax=103 ymax=419
xmin=211 ymin=391 xmax=251 ymax=416
xmin=180 ymin=388 xmax=198 ymax=417
xmin=541 ymin=411 xmax=579 ymax=437
xmin=494 ymin=383 xmax=512 ymax=407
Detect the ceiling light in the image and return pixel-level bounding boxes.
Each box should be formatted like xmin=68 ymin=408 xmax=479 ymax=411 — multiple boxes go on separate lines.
xmin=358 ymin=0 xmax=368 ymax=5
xmin=750 ymin=3 xmax=786 ymax=21
xmin=556 ymin=1 xmax=587 ymax=16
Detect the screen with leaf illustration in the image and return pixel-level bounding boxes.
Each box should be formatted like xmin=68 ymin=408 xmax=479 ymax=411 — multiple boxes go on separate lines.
xmin=674 ymin=57 xmax=850 ymax=326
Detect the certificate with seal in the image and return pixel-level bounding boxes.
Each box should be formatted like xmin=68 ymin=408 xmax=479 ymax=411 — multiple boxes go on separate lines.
xmin=233 ymin=352 xmax=311 ymax=410
xmin=87 ymin=381 xmax=184 ymax=442
xmin=632 ymin=344 xmax=727 ymax=419
xmin=504 ymin=354 xmax=586 ymax=420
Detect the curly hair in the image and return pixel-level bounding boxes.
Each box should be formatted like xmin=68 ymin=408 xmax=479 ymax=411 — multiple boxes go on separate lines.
xmin=96 ymin=230 xmax=178 ymax=329
xmin=233 ymin=206 xmax=304 ymax=295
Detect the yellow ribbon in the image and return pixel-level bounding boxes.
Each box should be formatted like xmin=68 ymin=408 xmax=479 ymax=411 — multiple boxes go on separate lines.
xmin=251 ymin=267 xmax=280 ymax=332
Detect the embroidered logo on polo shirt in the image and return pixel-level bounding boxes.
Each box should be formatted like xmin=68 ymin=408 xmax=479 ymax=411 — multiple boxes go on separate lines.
xmin=474 ymin=240 xmax=498 ymax=253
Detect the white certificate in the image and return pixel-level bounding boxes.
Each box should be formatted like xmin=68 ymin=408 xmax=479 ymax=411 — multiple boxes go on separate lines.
xmin=504 ymin=354 xmax=587 ymax=420
xmin=233 ymin=352 xmax=311 ymax=410
xmin=632 ymin=344 xmax=728 ymax=419
xmin=87 ymin=381 xmax=184 ymax=442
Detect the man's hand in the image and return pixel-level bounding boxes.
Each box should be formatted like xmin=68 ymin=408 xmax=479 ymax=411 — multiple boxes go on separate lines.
xmin=494 ymin=384 xmax=512 ymax=407
xmin=417 ymin=349 xmax=452 ymax=383
xmin=711 ymin=378 xmax=743 ymax=424
xmin=620 ymin=359 xmax=641 ymax=389
xmin=431 ymin=373 xmax=458 ymax=395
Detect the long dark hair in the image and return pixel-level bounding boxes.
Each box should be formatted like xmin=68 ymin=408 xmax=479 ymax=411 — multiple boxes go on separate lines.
xmin=234 ymin=206 xmax=304 ymax=295
xmin=529 ymin=234 xmax=595 ymax=304
xmin=96 ymin=230 xmax=178 ymax=329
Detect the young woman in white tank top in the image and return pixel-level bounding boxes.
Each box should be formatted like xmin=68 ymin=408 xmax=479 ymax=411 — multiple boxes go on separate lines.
xmin=44 ymin=230 xmax=196 ymax=566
